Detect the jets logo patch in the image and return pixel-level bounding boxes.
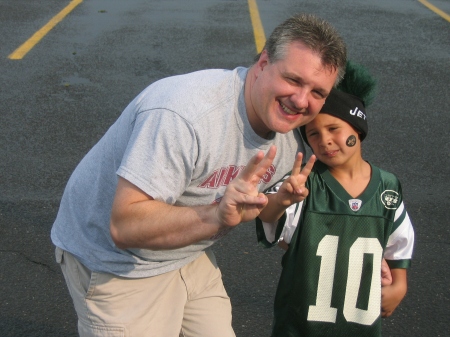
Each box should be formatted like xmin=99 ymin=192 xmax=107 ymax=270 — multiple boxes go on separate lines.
xmin=348 ymin=199 xmax=362 ymax=212
xmin=381 ymin=190 xmax=399 ymax=210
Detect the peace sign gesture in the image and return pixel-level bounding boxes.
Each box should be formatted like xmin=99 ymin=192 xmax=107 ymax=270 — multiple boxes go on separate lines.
xmin=275 ymin=153 xmax=316 ymax=207
xmin=258 ymin=153 xmax=315 ymax=224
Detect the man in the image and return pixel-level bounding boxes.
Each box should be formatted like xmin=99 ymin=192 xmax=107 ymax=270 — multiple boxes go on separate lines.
xmin=51 ymin=13 xmax=346 ymax=337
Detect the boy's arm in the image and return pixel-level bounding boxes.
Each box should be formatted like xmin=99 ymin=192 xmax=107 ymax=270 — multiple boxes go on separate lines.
xmin=258 ymin=193 xmax=292 ymax=224
xmin=381 ymin=268 xmax=408 ymax=317
xmin=381 ymin=198 xmax=414 ymax=317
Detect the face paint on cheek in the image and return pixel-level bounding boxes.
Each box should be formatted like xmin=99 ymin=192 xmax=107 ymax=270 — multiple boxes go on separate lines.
xmin=346 ymin=135 xmax=357 ymax=147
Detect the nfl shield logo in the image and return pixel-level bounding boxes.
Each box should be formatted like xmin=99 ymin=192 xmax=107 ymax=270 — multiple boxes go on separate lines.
xmin=349 ymin=199 xmax=362 ymax=212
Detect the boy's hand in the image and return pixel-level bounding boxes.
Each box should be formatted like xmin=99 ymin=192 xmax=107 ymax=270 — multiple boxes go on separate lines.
xmin=381 ymin=268 xmax=407 ymax=318
xmin=274 ymin=153 xmax=316 ymax=207
xmin=381 ymin=258 xmax=393 ymax=286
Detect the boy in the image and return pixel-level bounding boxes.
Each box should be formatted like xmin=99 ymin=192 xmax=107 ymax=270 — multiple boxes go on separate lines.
xmin=256 ymin=62 xmax=414 ymax=336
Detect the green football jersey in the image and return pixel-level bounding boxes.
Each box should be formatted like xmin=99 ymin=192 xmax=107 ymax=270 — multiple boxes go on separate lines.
xmin=256 ymin=161 xmax=414 ymax=337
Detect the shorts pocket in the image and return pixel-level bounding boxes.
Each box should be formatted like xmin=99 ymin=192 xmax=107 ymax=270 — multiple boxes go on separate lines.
xmin=78 ymin=320 xmax=126 ymax=337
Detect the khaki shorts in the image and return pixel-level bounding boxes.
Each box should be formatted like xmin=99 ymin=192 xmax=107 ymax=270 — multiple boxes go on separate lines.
xmin=56 ymin=247 xmax=235 ymax=337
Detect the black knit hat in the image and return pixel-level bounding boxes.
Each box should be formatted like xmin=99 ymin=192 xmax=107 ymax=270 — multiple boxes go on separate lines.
xmin=300 ymin=60 xmax=376 ymax=146
xmin=300 ymin=88 xmax=368 ymax=146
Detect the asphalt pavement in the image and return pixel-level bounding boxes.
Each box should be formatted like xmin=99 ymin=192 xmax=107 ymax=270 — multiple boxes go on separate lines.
xmin=0 ymin=0 xmax=449 ymax=336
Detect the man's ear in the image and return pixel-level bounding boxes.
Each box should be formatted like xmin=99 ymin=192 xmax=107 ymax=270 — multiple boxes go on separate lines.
xmin=256 ymin=49 xmax=269 ymax=71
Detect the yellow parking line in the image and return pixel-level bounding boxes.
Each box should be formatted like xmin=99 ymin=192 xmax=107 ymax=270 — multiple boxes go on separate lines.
xmin=248 ymin=0 xmax=266 ymax=53
xmin=418 ymin=0 xmax=450 ymax=22
xmin=8 ymin=0 xmax=83 ymax=60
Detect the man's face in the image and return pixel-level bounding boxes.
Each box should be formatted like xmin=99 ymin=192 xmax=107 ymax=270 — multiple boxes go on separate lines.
xmin=247 ymin=41 xmax=338 ymax=138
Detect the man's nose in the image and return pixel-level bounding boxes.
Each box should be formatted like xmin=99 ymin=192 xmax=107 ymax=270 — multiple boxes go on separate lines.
xmin=291 ymin=89 xmax=308 ymax=110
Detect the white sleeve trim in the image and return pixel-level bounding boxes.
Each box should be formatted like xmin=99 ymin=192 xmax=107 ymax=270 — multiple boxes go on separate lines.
xmin=260 ymin=200 xmax=303 ymax=244
xmin=385 ymin=204 xmax=415 ymax=260
xmin=394 ymin=201 xmax=405 ymax=222
xmin=261 ymin=221 xmax=278 ymax=243
xmin=281 ymin=201 xmax=303 ymax=244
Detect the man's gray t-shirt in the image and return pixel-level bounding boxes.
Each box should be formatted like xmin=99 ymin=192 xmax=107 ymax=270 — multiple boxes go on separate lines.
xmin=51 ymin=67 xmax=305 ymax=277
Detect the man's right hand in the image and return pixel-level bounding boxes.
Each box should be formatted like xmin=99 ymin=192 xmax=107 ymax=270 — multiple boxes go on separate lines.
xmin=216 ymin=146 xmax=278 ymax=228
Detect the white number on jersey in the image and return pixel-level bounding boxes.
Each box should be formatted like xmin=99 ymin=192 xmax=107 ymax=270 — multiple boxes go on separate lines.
xmin=307 ymin=235 xmax=382 ymax=325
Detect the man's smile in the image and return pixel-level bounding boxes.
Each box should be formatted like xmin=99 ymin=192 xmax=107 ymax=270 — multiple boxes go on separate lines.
xmin=280 ymin=101 xmax=304 ymax=115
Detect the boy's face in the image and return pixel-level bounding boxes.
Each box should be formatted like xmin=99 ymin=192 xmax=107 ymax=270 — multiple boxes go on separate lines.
xmin=246 ymin=41 xmax=337 ymax=139
xmin=304 ymin=113 xmax=362 ymax=167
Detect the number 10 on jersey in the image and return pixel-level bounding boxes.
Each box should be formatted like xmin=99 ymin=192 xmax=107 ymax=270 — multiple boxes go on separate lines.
xmin=307 ymin=235 xmax=383 ymax=326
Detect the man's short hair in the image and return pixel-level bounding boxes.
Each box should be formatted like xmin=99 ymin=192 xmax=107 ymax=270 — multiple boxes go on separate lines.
xmin=255 ymin=13 xmax=347 ymax=84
